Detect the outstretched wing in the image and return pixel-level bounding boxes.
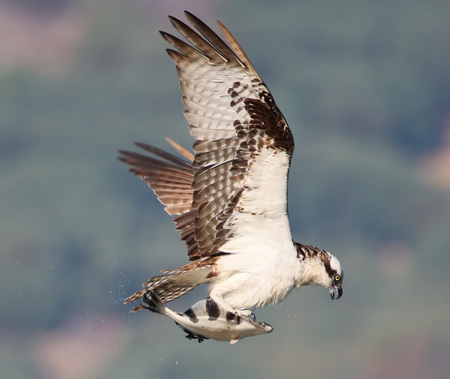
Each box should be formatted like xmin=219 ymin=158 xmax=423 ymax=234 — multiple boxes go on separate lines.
xmin=118 ymin=141 xmax=203 ymax=258
xmin=162 ymin=12 xmax=295 ymax=259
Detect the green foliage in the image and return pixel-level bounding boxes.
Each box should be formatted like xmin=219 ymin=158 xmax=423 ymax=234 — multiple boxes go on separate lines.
xmin=1 ymin=0 xmax=450 ymax=378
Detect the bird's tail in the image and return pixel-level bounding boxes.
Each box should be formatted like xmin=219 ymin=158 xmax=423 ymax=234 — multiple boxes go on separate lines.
xmin=124 ymin=263 xmax=215 ymax=312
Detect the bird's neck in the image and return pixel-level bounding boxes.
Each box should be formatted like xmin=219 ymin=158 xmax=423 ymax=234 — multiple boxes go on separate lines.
xmin=293 ymin=243 xmax=330 ymax=288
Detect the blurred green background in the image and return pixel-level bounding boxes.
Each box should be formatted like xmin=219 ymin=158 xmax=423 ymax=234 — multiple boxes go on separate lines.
xmin=1 ymin=0 xmax=450 ymax=378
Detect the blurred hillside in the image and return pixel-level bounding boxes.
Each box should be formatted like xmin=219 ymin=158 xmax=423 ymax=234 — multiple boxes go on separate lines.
xmin=1 ymin=0 xmax=449 ymax=378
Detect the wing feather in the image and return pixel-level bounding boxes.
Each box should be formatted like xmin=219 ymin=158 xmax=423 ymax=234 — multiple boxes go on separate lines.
xmin=122 ymin=13 xmax=296 ymax=261
xmin=162 ymin=12 xmax=295 ymax=258
xmin=118 ymin=143 xmax=200 ymax=258
xmin=216 ymin=20 xmax=259 ymax=76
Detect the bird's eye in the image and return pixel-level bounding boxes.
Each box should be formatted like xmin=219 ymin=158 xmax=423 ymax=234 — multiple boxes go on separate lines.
xmin=335 ymin=275 xmax=341 ymax=282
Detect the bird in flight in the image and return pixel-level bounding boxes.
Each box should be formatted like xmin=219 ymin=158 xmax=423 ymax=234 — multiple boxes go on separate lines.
xmin=119 ymin=11 xmax=343 ymax=319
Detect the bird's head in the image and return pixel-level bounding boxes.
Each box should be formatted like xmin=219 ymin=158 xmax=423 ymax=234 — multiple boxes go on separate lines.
xmin=295 ymin=243 xmax=343 ymax=300
xmin=327 ymin=254 xmax=343 ymax=300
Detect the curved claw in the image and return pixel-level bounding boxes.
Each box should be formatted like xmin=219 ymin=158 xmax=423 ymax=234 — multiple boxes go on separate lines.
xmin=236 ymin=309 xmax=253 ymax=317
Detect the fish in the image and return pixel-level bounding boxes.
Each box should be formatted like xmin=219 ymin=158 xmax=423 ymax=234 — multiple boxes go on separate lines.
xmin=141 ymin=291 xmax=273 ymax=344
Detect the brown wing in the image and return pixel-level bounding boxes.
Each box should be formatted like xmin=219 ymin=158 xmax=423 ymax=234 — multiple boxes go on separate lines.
xmin=161 ymin=12 xmax=294 ymax=259
xmin=118 ymin=142 xmax=200 ymax=258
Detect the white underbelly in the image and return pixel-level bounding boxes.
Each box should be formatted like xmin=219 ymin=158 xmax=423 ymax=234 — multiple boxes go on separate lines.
xmin=209 ymin=251 xmax=298 ymax=310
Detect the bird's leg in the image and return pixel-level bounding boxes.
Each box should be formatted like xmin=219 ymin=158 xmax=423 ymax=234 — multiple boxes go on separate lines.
xmin=208 ymin=289 xmax=253 ymax=317
xmin=236 ymin=309 xmax=253 ymax=317
xmin=208 ymin=274 xmax=260 ymax=318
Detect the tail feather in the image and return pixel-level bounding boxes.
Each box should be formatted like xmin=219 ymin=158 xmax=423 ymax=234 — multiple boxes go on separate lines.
xmin=124 ymin=264 xmax=215 ymax=311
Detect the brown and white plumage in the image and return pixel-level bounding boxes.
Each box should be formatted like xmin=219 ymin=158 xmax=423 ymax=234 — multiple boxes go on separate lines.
xmin=120 ymin=11 xmax=343 ymax=314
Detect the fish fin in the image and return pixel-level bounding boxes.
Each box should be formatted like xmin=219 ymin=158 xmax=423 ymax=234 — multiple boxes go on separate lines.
xmin=141 ymin=290 xmax=166 ymax=315
xmin=181 ymin=327 xmax=208 ymax=343
xmin=230 ymin=338 xmax=240 ymax=344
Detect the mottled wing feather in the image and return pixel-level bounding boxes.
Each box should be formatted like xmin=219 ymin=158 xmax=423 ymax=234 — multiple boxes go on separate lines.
xmin=118 ymin=143 xmax=201 ymax=258
xmin=163 ymin=12 xmax=295 ymax=259
xmin=173 ymin=209 xmax=197 ymax=256
xmin=118 ymin=143 xmax=193 ymax=215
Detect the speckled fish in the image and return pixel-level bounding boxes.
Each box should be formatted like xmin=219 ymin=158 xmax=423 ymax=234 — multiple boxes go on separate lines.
xmin=142 ymin=291 xmax=273 ymax=344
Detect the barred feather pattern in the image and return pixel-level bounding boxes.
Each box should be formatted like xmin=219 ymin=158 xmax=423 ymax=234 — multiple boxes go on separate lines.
xmin=118 ymin=142 xmax=194 ymax=216
xmin=124 ymin=257 xmax=219 ymax=308
xmin=119 ymin=143 xmax=202 ymax=258
xmin=119 ymin=12 xmax=319 ymax=310
xmin=126 ymin=275 xmax=196 ymax=312
xmin=162 ymin=12 xmax=294 ymax=259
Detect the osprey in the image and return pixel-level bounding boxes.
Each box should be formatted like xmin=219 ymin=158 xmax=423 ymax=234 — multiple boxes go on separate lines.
xmin=120 ymin=11 xmax=343 ymax=317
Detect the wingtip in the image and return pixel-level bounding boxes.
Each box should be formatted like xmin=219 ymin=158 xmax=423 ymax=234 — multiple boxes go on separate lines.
xmin=168 ymin=14 xmax=179 ymax=24
xmin=183 ymin=10 xmax=197 ymax=22
xmin=216 ymin=20 xmax=258 ymax=75
xmin=117 ymin=149 xmax=135 ymax=164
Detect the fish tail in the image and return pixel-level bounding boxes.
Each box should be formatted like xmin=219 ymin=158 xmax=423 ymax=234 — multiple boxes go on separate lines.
xmin=141 ymin=290 xmax=166 ymax=315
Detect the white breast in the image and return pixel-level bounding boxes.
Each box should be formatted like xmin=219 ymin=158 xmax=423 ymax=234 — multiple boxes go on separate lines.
xmin=208 ymin=148 xmax=299 ymax=310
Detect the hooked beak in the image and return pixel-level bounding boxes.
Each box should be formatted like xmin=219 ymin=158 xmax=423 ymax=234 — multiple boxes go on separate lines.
xmin=330 ymin=285 xmax=343 ymax=300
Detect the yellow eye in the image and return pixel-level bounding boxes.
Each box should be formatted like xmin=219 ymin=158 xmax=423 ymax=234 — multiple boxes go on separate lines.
xmin=335 ymin=275 xmax=341 ymax=282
